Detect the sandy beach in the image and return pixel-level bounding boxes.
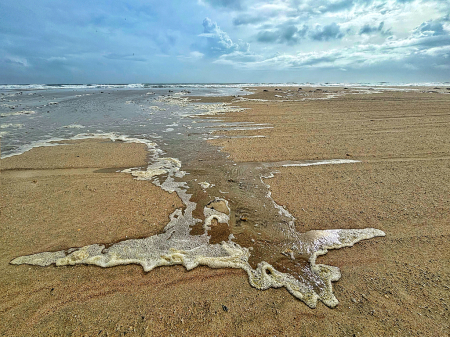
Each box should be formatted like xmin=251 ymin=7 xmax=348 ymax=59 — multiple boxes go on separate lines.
xmin=1 ymin=87 xmax=449 ymax=336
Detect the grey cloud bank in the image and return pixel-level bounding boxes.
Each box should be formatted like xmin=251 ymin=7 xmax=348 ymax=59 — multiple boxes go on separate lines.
xmin=1 ymin=0 xmax=449 ymax=84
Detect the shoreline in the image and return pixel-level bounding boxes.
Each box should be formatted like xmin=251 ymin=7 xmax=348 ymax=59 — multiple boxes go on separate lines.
xmin=1 ymin=87 xmax=449 ymax=336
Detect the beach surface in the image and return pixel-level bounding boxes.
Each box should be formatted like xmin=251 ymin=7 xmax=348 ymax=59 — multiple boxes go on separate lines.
xmin=1 ymin=87 xmax=449 ymax=336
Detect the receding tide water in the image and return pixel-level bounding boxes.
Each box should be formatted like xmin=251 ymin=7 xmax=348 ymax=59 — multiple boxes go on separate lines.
xmin=1 ymin=84 xmax=384 ymax=308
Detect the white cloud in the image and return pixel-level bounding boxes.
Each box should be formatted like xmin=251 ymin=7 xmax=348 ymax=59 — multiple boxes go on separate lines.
xmin=217 ymin=20 xmax=450 ymax=71
xmin=178 ymin=51 xmax=205 ymax=61
xmin=190 ymin=51 xmax=205 ymax=58
xmin=203 ymin=0 xmax=450 ymax=76
xmin=421 ymin=44 xmax=450 ymax=56
xmin=2 ymin=56 xmax=29 ymax=67
xmin=199 ymin=18 xmax=249 ymax=56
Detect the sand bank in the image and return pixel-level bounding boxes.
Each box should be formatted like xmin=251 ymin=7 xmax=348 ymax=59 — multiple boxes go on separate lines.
xmin=1 ymin=88 xmax=449 ymax=336
xmin=207 ymin=87 xmax=450 ymax=336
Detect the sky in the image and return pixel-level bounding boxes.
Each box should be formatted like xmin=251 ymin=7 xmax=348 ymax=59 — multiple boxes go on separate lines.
xmin=1 ymin=0 xmax=449 ymax=84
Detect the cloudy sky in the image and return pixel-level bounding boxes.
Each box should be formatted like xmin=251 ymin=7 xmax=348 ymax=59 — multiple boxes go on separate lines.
xmin=1 ymin=0 xmax=449 ymax=84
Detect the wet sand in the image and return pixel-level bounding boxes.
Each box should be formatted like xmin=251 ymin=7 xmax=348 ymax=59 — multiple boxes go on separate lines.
xmin=1 ymin=88 xmax=450 ymax=336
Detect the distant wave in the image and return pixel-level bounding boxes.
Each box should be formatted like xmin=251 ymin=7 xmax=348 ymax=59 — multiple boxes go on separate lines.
xmin=1 ymin=82 xmax=449 ymax=90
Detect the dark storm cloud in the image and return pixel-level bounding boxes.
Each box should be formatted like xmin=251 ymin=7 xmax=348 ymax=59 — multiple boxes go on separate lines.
xmin=296 ymin=55 xmax=340 ymax=67
xmin=309 ymin=23 xmax=343 ymax=41
xmin=405 ymin=15 xmax=450 ymax=49
xmin=410 ymin=34 xmax=450 ymax=49
xmin=318 ymin=0 xmax=355 ymax=13
xmin=414 ymin=17 xmax=448 ymax=36
xmin=256 ymin=24 xmax=308 ymax=44
xmin=256 ymin=30 xmax=278 ymax=43
xmin=233 ymin=15 xmax=265 ymax=26
xmin=359 ymin=22 xmax=385 ymax=35
xmin=201 ymin=0 xmax=245 ymax=10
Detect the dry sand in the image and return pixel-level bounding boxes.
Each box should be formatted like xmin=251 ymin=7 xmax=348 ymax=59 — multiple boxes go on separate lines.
xmin=1 ymin=88 xmax=449 ymax=336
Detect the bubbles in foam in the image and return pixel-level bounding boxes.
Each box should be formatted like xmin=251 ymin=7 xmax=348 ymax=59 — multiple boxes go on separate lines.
xmin=10 ymin=203 xmax=384 ymax=308
xmin=62 ymin=124 xmax=85 ymax=129
xmin=0 ymin=110 xmax=36 ymax=117
xmin=152 ymin=94 xmax=247 ymax=116
xmin=1 ymin=123 xmax=23 ymax=129
xmin=199 ymin=181 xmax=213 ymax=189
xmin=10 ymin=138 xmax=385 ymax=308
xmin=122 ymin=157 xmax=182 ymax=180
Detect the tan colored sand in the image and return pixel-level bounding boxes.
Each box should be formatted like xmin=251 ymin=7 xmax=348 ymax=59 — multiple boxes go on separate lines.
xmin=206 ymin=87 xmax=450 ymax=336
xmin=1 ymin=89 xmax=449 ymax=336
xmin=1 ymin=138 xmax=151 ymax=170
xmin=208 ymin=88 xmax=450 ymax=162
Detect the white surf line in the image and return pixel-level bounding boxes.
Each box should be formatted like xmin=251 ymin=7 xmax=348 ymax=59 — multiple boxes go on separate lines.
xmin=1 ymin=123 xmax=24 ymax=129
xmin=281 ymin=159 xmax=360 ymax=167
xmin=218 ymin=126 xmax=273 ymax=131
xmin=205 ymin=135 xmax=266 ymax=140
xmin=204 ymin=123 xmax=271 ymax=128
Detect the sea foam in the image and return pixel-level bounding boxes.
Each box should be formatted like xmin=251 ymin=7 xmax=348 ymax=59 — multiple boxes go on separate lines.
xmin=10 ymin=136 xmax=385 ymax=308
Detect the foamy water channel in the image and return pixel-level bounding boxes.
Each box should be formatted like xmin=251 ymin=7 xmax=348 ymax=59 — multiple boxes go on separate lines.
xmin=1 ymin=86 xmax=384 ymax=308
